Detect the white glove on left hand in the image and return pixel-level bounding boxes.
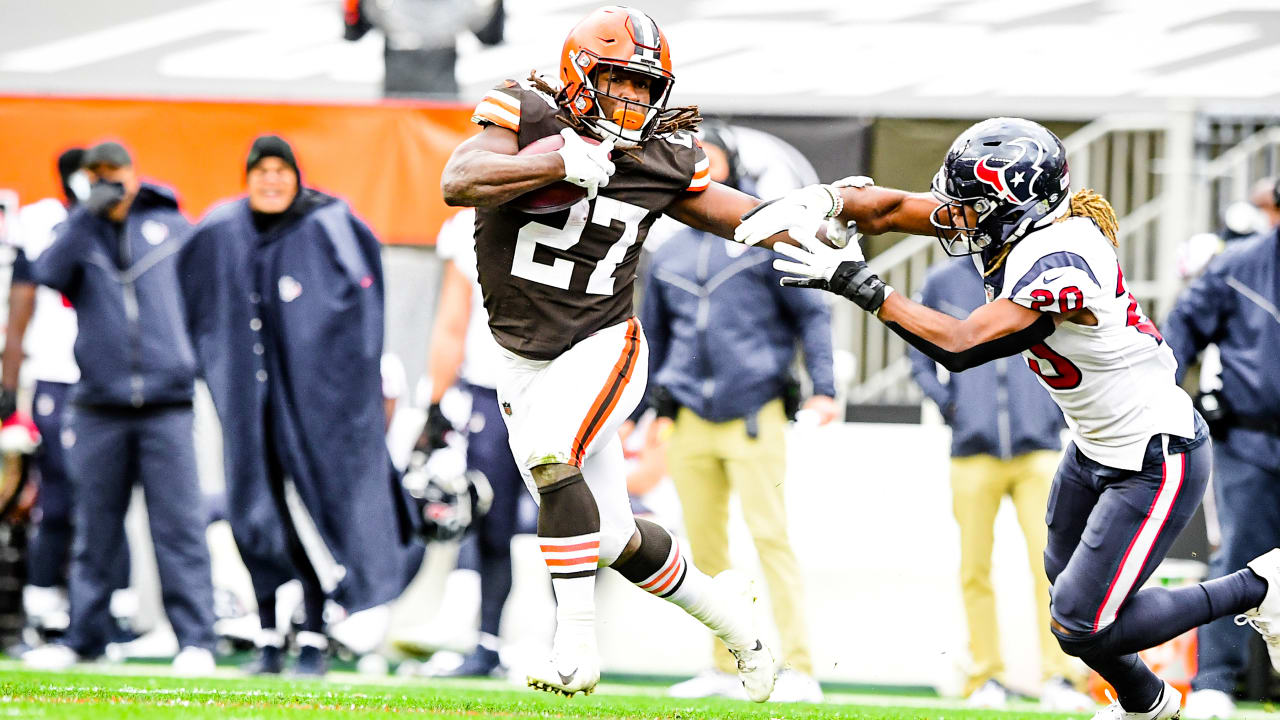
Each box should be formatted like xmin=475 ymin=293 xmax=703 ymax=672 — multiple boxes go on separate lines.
xmin=734 ymin=184 xmax=839 ymax=246
xmin=772 ymin=231 xmax=866 ymax=284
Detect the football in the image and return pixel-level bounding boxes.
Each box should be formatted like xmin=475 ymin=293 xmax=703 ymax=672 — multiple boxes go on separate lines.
xmin=506 ymin=133 xmax=600 ymax=214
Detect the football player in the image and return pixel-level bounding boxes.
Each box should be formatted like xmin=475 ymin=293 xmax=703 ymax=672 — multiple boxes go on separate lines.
xmin=736 ymin=117 xmax=1280 ymax=720
xmin=440 ymin=5 xmax=779 ymax=700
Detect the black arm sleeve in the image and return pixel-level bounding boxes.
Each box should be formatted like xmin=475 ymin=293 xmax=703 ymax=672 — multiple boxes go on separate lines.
xmin=884 ymin=313 xmax=1056 ymax=374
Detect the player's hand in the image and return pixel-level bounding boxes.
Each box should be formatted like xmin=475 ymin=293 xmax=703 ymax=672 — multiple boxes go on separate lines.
xmin=772 ymin=233 xmax=893 ymax=312
xmin=414 ymin=402 xmax=453 ymax=453
xmin=734 ymin=184 xmax=840 ymax=246
xmin=556 ymin=128 xmax=615 ymax=200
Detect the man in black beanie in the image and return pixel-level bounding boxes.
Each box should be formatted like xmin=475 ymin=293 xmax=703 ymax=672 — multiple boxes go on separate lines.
xmin=178 ymin=135 xmax=419 ymax=676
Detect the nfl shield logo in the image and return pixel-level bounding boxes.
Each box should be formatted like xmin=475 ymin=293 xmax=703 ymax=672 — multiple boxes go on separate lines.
xmin=984 ymin=283 xmax=996 ymax=303
xmin=141 ymin=220 xmax=169 ymax=246
xmin=278 ymin=275 xmax=303 ymax=303
xmin=501 ymin=402 xmax=513 ymax=416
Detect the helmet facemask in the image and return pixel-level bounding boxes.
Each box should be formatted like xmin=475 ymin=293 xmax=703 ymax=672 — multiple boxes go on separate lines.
xmin=567 ymin=52 xmax=673 ymax=147
xmin=930 ymin=168 xmax=998 ymax=256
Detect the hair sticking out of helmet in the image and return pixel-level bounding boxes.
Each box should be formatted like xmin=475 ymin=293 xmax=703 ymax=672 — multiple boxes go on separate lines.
xmin=1057 ymin=188 xmax=1119 ymax=246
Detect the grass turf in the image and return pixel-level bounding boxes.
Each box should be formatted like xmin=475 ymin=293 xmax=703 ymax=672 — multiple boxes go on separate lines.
xmin=0 ymin=667 xmax=1091 ymax=720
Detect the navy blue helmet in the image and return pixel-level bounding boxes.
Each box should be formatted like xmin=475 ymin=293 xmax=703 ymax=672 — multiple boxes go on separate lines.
xmin=930 ymin=117 xmax=1071 ymax=258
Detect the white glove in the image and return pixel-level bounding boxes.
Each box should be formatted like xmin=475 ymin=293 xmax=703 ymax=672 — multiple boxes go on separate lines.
xmin=556 ymin=128 xmax=615 ymax=200
xmin=734 ymin=184 xmax=839 ymax=246
xmin=772 ymin=231 xmax=865 ymax=284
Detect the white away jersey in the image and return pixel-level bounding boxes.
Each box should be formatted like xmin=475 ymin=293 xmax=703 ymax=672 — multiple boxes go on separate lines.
xmin=13 ymin=198 xmax=79 ymax=384
xmin=992 ymin=217 xmax=1193 ymax=470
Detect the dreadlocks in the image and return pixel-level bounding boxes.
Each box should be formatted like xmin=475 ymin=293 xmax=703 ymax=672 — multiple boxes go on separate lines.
xmin=1057 ymin=188 xmax=1119 ymax=247
xmin=526 ymin=71 xmax=702 ymax=137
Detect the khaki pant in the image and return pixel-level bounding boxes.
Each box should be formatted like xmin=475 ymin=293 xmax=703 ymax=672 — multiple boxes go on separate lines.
xmin=666 ymin=399 xmax=811 ymax=675
xmin=951 ymin=450 xmax=1073 ymax=694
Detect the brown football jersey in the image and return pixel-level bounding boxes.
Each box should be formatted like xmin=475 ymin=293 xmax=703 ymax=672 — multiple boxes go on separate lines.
xmin=469 ymin=79 xmax=709 ymax=361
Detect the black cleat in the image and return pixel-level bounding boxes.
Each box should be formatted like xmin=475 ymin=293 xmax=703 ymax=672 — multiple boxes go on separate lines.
xmin=436 ymin=647 xmax=503 ymax=678
xmin=243 ymin=645 xmax=284 ymax=675
xmin=293 ymin=645 xmax=328 ymax=677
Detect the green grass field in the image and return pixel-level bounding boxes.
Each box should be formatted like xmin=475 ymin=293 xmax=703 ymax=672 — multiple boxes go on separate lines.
xmin=7 ymin=664 xmax=1278 ymax=720
xmin=0 ymin=664 xmax=1093 ymax=720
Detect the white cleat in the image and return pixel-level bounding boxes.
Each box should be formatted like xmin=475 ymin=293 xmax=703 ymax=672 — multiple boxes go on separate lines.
xmin=23 ymin=643 xmax=79 ymax=671
xmin=967 ymin=678 xmax=1010 ymax=709
xmin=1041 ymin=676 xmax=1096 ymax=713
xmin=1236 ymin=548 xmax=1280 ymax=672
xmin=526 ymin=643 xmax=600 ymax=698
xmin=1090 ymin=681 xmax=1181 ymax=720
xmin=172 ymin=646 xmax=216 ymax=677
xmin=1181 ymin=689 xmax=1236 ymax=719
xmin=770 ymin=669 xmax=824 ymax=703
xmin=712 ymin=571 xmax=776 ymax=703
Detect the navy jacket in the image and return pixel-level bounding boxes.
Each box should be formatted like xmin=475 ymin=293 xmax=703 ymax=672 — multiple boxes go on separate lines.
xmin=178 ymin=192 xmax=417 ymax=612
xmin=909 ymin=258 xmax=1064 ymax=458
xmin=32 ymin=183 xmax=195 ymax=408
xmin=1164 ymin=229 xmax=1280 ymax=469
xmin=641 ymin=229 xmax=836 ymax=422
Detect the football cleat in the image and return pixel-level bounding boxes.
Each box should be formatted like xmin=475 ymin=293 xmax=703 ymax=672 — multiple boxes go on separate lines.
xmin=712 ymin=571 xmax=775 ymax=703
xmin=1041 ymin=676 xmax=1096 ymax=712
xmin=526 ymin=643 xmax=600 ymax=698
xmin=1236 ymin=548 xmax=1280 ymax=672
xmin=967 ymin=678 xmax=1010 ymax=709
xmin=1181 ymin=689 xmax=1235 ymax=719
xmin=1090 ymin=681 xmax=1181 ymax=720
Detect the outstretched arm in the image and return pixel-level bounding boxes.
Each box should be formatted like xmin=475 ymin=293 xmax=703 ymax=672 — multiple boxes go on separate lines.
xmin=834 ymin=185 xmax=940 ymax=236
xmin=734 ymin=180 xmax=941 ymax=246
xmin=772 ymin=234 xmax=1064 ymax=372
xmin=666 ymin=181 xmax=812 ymax=250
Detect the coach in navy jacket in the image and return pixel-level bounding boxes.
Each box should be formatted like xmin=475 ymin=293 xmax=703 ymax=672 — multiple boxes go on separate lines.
xmin=178 ymin=137 xmax=418 ymax=671
xmin=642 ymin=230 xmax=836 ymax=423
xmin=1164 ymin=222 xmax=1280 ymax=702
xmin=29 ymin=141 xmax=216 ymax=664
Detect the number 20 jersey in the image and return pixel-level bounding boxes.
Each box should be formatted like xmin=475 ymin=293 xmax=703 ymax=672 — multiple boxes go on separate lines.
xmin=987 ymin=216 xmax=1194 ymax=471
xmin=469 ymin=79 xmax=709 ymax=361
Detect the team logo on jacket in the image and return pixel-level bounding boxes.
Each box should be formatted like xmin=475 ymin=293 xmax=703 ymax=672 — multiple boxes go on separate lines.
xmin=141 ymin=220 xmax=169 ymax=245
xmin=973 ymin=137 xmax=1046 ymax=206
xmin=278 ymin=275 xmax=303 ymax=303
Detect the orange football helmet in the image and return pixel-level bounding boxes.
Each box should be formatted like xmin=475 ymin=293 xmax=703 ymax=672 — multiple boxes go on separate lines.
xmin=560 ymin=5 xmax=674 ymax=145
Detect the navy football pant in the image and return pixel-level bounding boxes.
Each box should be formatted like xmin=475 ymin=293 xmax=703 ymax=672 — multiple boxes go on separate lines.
xmin=463 ymin=384 xmax=524 ymax=640
xmin=1045 ymin=417 xmax=1266 ymax=711
xmin=62 ymin=405 xmax=216 ymax=656
xmin=27 ymin=381 xmax=129 ymax=591
xmin=1192 ymin=441 xmax=1280 ymax=694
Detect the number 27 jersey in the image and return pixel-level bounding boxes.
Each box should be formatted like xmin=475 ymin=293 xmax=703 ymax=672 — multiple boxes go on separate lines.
xmin=470 ymin=80 xmax=709 ymax=361
xmin=990 ymin=217 xmax=1194 ymax=471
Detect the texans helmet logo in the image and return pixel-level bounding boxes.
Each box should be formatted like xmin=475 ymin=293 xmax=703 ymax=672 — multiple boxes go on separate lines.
xmin=973 ymin=137 xmax=1047 ymax=206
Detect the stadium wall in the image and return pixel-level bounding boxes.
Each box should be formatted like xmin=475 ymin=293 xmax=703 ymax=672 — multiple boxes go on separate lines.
xmin=0 ymin=94 xmax=474 ymax=245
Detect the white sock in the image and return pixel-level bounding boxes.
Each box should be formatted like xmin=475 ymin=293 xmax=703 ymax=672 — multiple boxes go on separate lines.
xmin=646 ymin=542 xmax=752 ymax=651
xmin=540 ymin=532 xmax=600 ymax=651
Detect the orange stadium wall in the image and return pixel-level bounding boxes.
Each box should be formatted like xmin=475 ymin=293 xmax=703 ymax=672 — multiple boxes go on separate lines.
xmin=0 ymin=95 xmax=477 ymax=245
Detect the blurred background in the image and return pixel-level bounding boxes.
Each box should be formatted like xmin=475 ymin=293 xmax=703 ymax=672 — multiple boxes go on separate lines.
xmin=0 ymin=0 xmax=1278 ymax=710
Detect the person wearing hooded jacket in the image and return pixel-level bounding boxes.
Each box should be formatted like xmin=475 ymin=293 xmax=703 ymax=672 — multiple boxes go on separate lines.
xmin=22 ymin=141 xmax=217 ymax=674
xmin=177 ymin=135 xmax=419 ymax=676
